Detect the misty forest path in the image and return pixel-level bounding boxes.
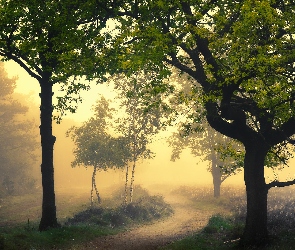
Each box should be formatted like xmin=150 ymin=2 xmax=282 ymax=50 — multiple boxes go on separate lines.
xmin=72 ymin=193 xmax=214 ymax=250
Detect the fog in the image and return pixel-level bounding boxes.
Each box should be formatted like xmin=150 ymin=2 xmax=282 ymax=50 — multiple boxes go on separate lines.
xmin=4 ymin=61 xmax=295 ymax=200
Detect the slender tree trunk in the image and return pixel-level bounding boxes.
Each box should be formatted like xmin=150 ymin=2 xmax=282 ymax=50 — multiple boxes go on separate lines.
xmin=91 ymin=179 xmax=94 ymax=206
xmin=38 ymin=81 xmax=59 ymax=231
xmin=129 ymin=159 xmax=136 ymax=203
xmin=124 ymin=164 xmax=129 ymax=205
xmin=241 ymin=144 xmax=269 ymax=247
xmin=92 ymin=167 xmax=101 ymax=204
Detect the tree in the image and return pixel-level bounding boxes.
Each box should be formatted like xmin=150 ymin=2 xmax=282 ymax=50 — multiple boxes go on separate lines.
xmin=67 ymin=97 xmax=130 ymax=206
xmin=0 ymin=62 xmax=38 ymax=196
xmin=0 ymin=0 xmax=119 ymax=230
xmin=110 ymin=1 xmax=295 ymax=246
xmin=168 ymin=123 xmax=243 ymax=198
xmin=113 ymin=73 xmax=162 ymax=203
xmin=167 ymin=70 xmax=243 ymax=197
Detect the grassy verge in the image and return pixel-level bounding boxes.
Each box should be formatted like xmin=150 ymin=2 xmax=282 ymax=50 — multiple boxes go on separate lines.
xmin=0 ymin=185 xmax=173 ymax=250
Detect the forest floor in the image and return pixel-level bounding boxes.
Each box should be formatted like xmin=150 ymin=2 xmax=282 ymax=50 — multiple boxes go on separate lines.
xmin=70 ymin=189 xmax=226 ymax=250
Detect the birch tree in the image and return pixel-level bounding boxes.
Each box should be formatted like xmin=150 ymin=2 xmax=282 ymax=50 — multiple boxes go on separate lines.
xmin=113 ymin=73 xmax=163 ymax=203
xmin=67 ymin=97 xmax=130 ymax=206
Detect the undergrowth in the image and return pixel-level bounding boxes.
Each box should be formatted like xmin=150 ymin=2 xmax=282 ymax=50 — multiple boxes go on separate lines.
xmin=66 ymin=192 xmax=173 ymax=228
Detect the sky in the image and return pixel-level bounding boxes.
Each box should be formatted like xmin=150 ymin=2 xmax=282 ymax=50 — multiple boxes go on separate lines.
xmin=5 ymin=59 xmax=295 ymax=194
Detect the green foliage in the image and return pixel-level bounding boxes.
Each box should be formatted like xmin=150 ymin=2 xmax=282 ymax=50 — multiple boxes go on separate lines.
xmin=0 ymin=0 xmax=117 ymax=117
xmin=67 ymin=96 xmax=130 ymax=170
xmin=110 ymin=0 xmax=295 ymax=151
xmin=202 ymin=215 xmax=233 ymax=234
xmin=113 ymin=72 xmax=166 ymax=160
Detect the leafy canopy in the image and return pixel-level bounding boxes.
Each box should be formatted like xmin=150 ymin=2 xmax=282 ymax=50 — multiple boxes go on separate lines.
xmin=67 ymin=96 xmax=130 ymax=170
xmin=108 ymin=0 xmax=295 ymax=155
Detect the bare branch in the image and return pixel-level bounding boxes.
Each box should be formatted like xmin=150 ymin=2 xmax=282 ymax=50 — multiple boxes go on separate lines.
xmin=267 ymin=179 xmax=295 ymax=190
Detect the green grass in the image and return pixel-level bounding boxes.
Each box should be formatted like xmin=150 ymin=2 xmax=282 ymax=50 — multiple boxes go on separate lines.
xmin=0 ymin=223 xmax=118 ymax=250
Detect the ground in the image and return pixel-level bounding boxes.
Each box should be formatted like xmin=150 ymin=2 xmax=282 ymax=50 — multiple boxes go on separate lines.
xmin=70 ymin=193 xmax=215 ymax=250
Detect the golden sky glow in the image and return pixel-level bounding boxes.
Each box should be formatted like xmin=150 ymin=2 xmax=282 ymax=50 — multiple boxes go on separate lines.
xmin=5 ymin=60 xmax=295 ymax=192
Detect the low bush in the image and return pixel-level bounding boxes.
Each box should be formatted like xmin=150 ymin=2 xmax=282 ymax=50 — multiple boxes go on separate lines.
xmin=66 ymin=192 xmax=173 ymax=227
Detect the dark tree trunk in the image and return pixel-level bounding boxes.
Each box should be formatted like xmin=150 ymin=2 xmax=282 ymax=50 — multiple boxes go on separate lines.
xmin=240 ymin=143 xmax=269 ymax=247
xmin=38 ymin=81 xmax=59 ymax=231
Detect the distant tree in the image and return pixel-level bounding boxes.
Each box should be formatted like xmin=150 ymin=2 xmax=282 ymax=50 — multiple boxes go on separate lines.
xmin=0 ymin=62 xmax=38 ymax=197
xmin=67 ymin=97 xmax=130 ymax=206
xmin=113 ymin=73 xmax=163 ymax=203
xmin=0 ymin=1 xmax=119 ymax=230
xmin=168 ymin=122 xmax=243 ymax=197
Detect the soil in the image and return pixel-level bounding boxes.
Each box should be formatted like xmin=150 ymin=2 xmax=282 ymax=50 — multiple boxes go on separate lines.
xmin=71 ymin=194 xmax=214 ymax=250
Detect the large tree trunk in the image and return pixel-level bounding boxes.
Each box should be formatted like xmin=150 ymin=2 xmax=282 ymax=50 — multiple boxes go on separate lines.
xmin=241 ymin=144 xmax=269 ymax=247
xmin=38 ymin=81 xmax=59 ymax=231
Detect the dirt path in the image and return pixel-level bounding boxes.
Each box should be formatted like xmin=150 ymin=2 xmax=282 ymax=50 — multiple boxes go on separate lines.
xmin=71 ymin=194 xmax=213 ymax=250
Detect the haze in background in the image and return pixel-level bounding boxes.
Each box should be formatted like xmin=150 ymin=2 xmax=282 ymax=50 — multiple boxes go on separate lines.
xmin=5 ymin=61 xmax=295 ymax=196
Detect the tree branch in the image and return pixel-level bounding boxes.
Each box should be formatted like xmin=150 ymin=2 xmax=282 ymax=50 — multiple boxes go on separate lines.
xmin=205 ymin=101 xmax=253 ymax=143
xmin=2 ymin=51 xmax=42 ymax=82
xmin=267 ymin=179 xmax=295 ymax=190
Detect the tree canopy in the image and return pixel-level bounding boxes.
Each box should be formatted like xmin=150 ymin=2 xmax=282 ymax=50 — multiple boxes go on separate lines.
xmin=68 ymin=96 xmax=130 ymax=171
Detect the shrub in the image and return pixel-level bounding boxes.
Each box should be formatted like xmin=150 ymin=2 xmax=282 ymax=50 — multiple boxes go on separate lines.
xmin=66 ymin=186 xmax=173 ymax=228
